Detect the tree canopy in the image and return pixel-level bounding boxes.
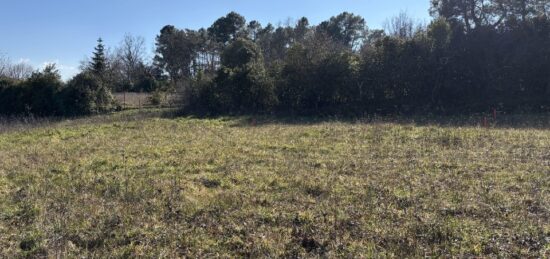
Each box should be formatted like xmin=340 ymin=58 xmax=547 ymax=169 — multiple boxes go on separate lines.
xmin=2 ymin=1 xmax=550 ymax=117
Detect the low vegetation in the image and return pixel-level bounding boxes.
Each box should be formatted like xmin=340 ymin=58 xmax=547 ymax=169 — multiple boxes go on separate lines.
xmin=0 ymin=1 xmax=548 ymax=257
xmin=0 ymin=110 xmax=548 ymax=257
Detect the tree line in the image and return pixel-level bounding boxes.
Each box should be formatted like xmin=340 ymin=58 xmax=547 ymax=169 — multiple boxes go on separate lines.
xmin=0 ymin=36 xmax=165 ymax=116
xmin=1 ymin=0 xmax=549 ymax=117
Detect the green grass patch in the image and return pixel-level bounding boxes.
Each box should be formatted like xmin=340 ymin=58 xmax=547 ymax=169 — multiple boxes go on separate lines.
xmin=0 ymin=110 xmax=548 ymax=257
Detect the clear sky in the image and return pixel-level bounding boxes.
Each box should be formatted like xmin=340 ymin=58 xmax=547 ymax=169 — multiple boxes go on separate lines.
xmin=0 ymin=0 xmax=431 ymax=80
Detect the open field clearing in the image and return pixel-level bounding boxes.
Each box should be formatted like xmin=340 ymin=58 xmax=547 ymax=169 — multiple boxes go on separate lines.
xmin=0 ymin=110 xmax=549 ymax=257
xmin=113 ymin=92 xmax=184 ymax=109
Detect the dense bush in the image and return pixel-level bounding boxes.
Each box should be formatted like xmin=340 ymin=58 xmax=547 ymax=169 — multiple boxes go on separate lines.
xmin=177 ymin=8 xmax=550 ymax=116
xmin=277 ymin=42 xmax=360 ymax=115
xmin=0 ymin=65 xmax=64 ymax=116
xmin=0 ymin=67 xmax=114 ymax=117
xmin=20 ymin=65 xmax=65 ymax=116
xmin=188 ymin=38 xmax=277 ymax=114
xmin=0 ymin=78 xmax=26 ymax=115
xmin=61 ymin=72 xmax=115 ymax=115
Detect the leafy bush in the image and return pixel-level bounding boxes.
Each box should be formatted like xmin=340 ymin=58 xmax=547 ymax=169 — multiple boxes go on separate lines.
xmin=193 ymin=38 xmax=277 ymax=114
xmin=61 ymin=72 xmax=114 ymax=116
xmin=0 ymin=78 xmax=26 ymax=115
xmin=21 ymin=65 xmax=65 ymax=116
xmin=278 ymin=43 xmax=360 ymax=115
xmin=149 ymin=90 xmax=164 ymax=106
xmin=0 ymin=65 xmax=64 ymax=116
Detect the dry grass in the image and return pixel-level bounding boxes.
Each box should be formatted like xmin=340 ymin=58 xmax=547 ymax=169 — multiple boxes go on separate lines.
xmin=0 ymin=116 xmax=56 ymax=134
xmin=0 ymin=110 xmax=548 ymax=257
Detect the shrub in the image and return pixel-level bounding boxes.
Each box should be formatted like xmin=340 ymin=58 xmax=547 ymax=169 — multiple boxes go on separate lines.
xmin=278 ymin=43 xmax=359 ymax=115
xmin=21 ymin=65 xmax=64 ymax=116
xmin=212 ymin=39 xmax=277 ymax=113
xmin=0 ymin=78 xmax=26 ymax=115
xmin=61 ymin=72 xmax=114 ymax=115
xmin=149 ymin=90 xmax=164 ymax=106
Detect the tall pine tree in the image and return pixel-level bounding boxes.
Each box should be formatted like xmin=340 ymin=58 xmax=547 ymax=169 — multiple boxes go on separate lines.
xmin=90 ymin=38 xmax=106 ymax=76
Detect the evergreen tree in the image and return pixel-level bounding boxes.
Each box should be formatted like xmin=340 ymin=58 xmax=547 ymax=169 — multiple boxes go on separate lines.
xmin=90 ymin=38 xmax=106 ymax=76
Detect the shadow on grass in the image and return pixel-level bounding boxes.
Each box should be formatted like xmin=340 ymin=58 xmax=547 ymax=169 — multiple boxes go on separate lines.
xmin=186 ymin=113 xmax=550 ymax=130
xmin=2 ymin=108 xmax=548 ymax=133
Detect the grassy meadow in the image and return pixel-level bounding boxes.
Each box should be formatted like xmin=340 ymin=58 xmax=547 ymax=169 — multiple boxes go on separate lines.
xmin=0 ymin=110 xmax=548 ymax=257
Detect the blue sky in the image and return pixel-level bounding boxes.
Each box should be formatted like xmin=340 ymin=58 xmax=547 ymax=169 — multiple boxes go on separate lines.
xmin=0 ymin=0 xmax=431 ymax=80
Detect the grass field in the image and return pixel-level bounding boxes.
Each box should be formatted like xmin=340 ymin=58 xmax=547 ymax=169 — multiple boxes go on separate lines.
xmin=0 ymin=110 xmax=548 ymax=257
